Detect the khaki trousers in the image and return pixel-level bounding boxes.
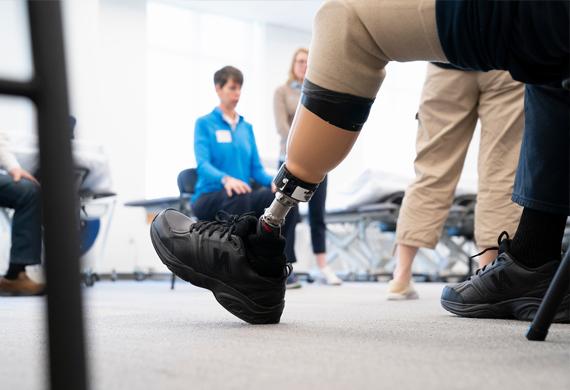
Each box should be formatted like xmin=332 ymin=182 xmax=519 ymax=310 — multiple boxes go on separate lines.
xmin=396 ymin=64 xmax=524 ymax=248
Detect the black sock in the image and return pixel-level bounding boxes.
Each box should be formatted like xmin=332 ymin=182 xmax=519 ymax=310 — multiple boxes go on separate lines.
xmin=5 ymin=264 xmax=26 ymax=280
xmin=509 ymin=208 xmax=567 ymax=268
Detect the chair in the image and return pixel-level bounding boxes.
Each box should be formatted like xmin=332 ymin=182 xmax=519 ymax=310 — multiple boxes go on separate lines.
xmin=170 ymin=168 xmax=197 ymax=289
xmin=177 ymin=168 xmax=197 ymax=216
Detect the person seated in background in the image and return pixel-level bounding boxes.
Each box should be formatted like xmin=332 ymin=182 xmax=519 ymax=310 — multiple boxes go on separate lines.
xmin=274 ymin=48 xmax=341 ymax=286
xmin=388 ymin=63 xmax=525 ymax=300
xmin=0 ymin=129 xmax=44 ymax=296
xmin=191 ymin=65 xmax=298 ymax=275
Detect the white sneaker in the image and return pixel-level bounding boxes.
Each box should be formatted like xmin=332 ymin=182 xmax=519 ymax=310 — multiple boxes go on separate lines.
xmin=320 ymin=266 xmax=342 ymax=286
xmin=386 ymin=280 xmax=419 ymax=300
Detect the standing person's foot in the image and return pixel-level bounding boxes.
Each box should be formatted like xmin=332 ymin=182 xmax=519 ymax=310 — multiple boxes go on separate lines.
xmin=0 ymin=272 xmax=45 ymax=296
xmin=286 ymin=271 xmax=302 ymax=289
xmin=387 ymin=279 xmax=418 ymax=300
xmin=320 ymin=266 xmax=342 ymax=285
xmin=151 ymin=209 xmax=291 ymax=324
xmin=440 ymin=232 xmax=570 ymax=322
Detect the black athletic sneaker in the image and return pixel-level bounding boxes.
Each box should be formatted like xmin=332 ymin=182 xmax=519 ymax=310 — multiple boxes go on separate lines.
xmin=440 ymin=232 xmax=570 ymax=322
xmin=150 ymin=209 xmax=290 ymax=324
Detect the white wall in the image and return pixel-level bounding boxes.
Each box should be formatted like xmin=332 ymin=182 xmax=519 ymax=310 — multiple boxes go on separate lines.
xmin=146 ymin=1 xmax=312 ymax=197
xmin=0 ymin=0 xmax=35 ymax=140
xmin=0 ymin=0 xmax=482 ymax=274
xmin=63 ymin=0 xmax=156 ymax=273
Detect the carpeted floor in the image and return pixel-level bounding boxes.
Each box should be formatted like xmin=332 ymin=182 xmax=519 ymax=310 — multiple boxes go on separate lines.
xmin=1 ymin=281 xmax=569 ymax=390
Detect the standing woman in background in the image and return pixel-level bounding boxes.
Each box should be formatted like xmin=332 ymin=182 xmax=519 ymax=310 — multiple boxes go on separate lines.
xmin=274 ymin=48 xmax=342 ymax=287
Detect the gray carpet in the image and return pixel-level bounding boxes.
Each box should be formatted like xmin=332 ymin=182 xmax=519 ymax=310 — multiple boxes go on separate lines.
xmin=1 ymin=281 xmax=569 ymax=390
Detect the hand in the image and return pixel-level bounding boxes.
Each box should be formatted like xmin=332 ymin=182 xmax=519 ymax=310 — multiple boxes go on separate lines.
xmin=9 ymin=167 xmax=39 ymax=185
xmin=222 ymin=176 xmax=251 ymax=197
xmin=271 ymin=182 xmax=277 ymax=193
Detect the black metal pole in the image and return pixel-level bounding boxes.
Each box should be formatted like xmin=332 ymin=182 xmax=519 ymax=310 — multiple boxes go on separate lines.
xmin=526 ymin=249 xmax=570 ymax=341
xmin=0 ymin=79 xmax=34 ymax=98
xmin=27 ymin=1 xmax=89 ymax=389
xmin=526 ymin=77 xmax=570 ymax=342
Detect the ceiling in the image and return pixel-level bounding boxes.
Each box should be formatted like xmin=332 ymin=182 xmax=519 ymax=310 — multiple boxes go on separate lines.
xmin=163 ymin=0 xmax=322 ymax=32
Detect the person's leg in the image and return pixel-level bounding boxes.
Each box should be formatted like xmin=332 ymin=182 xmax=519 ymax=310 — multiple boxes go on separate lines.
xmin=440 ymin=85 xmax=570 ymax=321
xmin=393 ymin=64 xmax=478 ymax=290
xmin=387 ymin=243 xmax=422 ymax=300
xmin=247 ymin=188 xmax=297 ymax=262
xmin=192 ymin=191 xmax=229 ymax=221
xmin=509 ymin=84 xmax=570 ymax=267
xmin=245 ymin=187 xmax=302 ymax=288
xmin=308 ymin=175 xmax=327 ymax=261
xmin=284 ymin=0 xmax=446 ymax=187
xmin=0 ymin=175 xmax=44 ymax=295
xmin=306 ymin=176 xmax=340 ymax=285
xmin=0 ymin=176 xmax=42 ymax=270
xmin=473 ymin=70 xmax=524 ymax=267
xmin=281 ymin=207 xmax=299 ymax=263
xmin=266 ymin=1 xmax=567 ymax=232
xmin=193 ymin=188 xmax=299 ymax=263
xmin=277 ymin=161 xmax=299 ymax=266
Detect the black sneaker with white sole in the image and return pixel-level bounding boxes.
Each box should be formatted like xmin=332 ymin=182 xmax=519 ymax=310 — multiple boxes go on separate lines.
xmin=150 ymin=209 xmax=290 ymax=324
xmin=440 ymin=232 xmax=570 ymax=322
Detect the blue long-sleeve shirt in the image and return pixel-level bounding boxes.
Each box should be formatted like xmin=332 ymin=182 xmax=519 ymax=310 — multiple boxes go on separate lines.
xmin=192 ymin=107 xmax=273 ymax=203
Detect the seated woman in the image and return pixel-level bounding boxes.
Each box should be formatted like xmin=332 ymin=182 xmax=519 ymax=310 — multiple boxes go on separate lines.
xmin=274 ymin=48 xmax=342 ymax=286
xmin=191 ymin=66 xmax=297 ymax=274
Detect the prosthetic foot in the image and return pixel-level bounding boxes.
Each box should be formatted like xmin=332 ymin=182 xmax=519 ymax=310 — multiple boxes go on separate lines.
xmin=150 ymin=165 xmax=319 ymax=324
xmin=151 ymin=209 xmax=290 ymax=324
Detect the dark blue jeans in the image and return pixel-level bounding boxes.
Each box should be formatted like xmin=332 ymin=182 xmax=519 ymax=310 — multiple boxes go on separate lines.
xmin=192 ymin=187 xmax=299 ymax=262
xmin=437 ymin=0 xmax=570 ymax=216
xmin=512 ymin=84 xmax=570 ymax=215
xmin=0 ymin=174 xmax=42 ymax=265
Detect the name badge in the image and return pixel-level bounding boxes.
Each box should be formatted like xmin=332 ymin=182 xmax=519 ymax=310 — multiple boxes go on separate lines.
xmin=215 ymin=130 xmax=232 ymax=143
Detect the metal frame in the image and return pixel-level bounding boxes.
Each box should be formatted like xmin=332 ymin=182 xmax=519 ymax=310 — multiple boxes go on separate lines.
xmin=0 ymin=2 xmax=88 ymax=389
xmin=527 ymin=240 xmax=570 ymax=341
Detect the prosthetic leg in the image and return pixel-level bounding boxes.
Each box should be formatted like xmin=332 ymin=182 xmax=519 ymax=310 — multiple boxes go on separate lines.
xmin=151 ymin=0 xmax=570 ymax=327
xmin=260 ymin=0 xmax=445 ymax=230
xmin=258 ymin=0 xmax=570 ymax=329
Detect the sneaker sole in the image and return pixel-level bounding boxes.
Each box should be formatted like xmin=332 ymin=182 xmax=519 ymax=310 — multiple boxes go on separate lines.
xmin=151 ymin=225 xmax=284 ymax=325
xmin=441 ymin=295 xmax=570 ymax=323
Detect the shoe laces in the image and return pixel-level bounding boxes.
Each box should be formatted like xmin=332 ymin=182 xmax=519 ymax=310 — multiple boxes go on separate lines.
xmin=469 ymin=231 xmax=510 ymax=278
xmin=189 ymin=211 xmax=254 ymax=241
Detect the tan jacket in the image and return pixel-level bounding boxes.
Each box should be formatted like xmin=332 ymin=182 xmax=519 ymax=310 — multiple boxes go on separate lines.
xmin=273 ymin=82 xmax=301 ymax=159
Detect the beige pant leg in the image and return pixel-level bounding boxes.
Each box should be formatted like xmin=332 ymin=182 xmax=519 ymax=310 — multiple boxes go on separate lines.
xmin=396 ymin=64 xmax=479 ymax=249
xmin=307 ymin=0 xmax=446 ymax=98
xmin=474 ymin=71 xmax=524 ymax=247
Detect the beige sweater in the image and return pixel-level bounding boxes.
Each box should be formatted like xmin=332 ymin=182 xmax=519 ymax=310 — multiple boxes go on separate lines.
xmin=273 ymin=82 xmax=301 ymax=159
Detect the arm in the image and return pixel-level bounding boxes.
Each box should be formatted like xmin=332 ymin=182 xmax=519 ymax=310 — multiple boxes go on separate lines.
xmin=273 ymin=86 xmax=291 ymax=140
xmin=194 ymin=119 xmax=226 ymax=183
xmin=0 ymin=130 xmax=38 ymax=183
xmin=249 ymin=127 xmax=272 ymax=187
xmin=0 ymin=130 xmax=20 ymax=172
xmin=194 ymin=119 xmax=251 ymax=196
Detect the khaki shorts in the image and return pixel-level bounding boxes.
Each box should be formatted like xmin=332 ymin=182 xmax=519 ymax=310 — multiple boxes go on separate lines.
xmin=306 ymin=0 xmax=446 ymax=98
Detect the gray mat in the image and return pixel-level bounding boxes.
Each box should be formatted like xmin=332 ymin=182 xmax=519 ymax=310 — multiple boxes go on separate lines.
xmin=1 ymin=281 xmax=569 ymax=390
